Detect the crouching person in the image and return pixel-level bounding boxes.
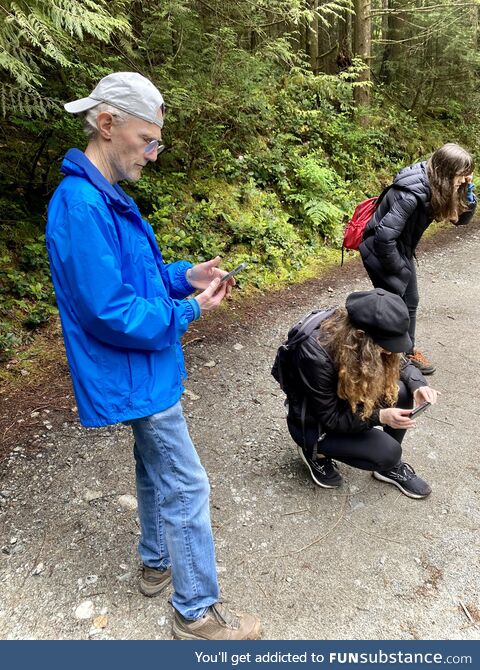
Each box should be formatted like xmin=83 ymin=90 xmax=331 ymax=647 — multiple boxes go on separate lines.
xmin=272 ymin=288 xmax=438 ymax=499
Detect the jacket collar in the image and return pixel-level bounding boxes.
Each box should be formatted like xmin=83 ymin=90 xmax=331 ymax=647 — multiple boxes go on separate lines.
xmin=61 ymin=148 xmax=139 ymax=215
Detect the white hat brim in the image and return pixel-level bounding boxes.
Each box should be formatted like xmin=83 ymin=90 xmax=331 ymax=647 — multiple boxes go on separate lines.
xmin=64 ymin=96 xmax=100 ymax=114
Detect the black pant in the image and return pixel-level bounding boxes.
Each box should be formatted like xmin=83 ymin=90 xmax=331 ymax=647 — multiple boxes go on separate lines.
xmin=287 ymin=382 xmax=413 ymax=472
xmin=364 ymin=261 xmax=419 ymax=352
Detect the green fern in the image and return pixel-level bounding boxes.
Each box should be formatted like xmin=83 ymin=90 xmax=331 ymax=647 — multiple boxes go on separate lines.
xmin=285 ymin=156 xmax=345 ymax=241
xmin=0 ymin=0 xmax=131 ymax=116
xmin=0 ymin=81 xmax=59 ymax=117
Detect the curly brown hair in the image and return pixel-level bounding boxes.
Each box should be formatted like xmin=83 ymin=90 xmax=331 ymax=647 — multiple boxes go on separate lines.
xmin=320 ymin=308 xmax=401 ymax=419
xmin=427 ymin=143 xmax=474 ymax=222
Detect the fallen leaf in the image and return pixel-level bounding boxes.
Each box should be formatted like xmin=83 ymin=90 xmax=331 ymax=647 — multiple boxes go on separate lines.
xmin=93 ymin=615 xmax=108 ymax=629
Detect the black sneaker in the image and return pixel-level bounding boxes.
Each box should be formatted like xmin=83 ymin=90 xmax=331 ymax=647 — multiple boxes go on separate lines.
xmin=297 ymin=446 xmax=342 ymax=488
xmin=373 ymin=462 xmax=431 ymax=499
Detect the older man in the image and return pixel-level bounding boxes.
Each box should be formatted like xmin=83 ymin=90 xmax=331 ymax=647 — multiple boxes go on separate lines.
xmin=46 ymin=72 xmax=261 ymax=640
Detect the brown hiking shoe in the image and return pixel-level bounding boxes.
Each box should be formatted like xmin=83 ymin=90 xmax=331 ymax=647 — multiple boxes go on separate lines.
xmin=407 ymin=350 xmax=436 ymax=375
xmin=172 ymin=602 xmax=261 ymax=640
xmin=139 ymin=565 xmax=172 ymax=597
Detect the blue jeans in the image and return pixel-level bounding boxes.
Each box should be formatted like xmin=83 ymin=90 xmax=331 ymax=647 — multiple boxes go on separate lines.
xmin=128 ymin=400 xmax=219 ymax=619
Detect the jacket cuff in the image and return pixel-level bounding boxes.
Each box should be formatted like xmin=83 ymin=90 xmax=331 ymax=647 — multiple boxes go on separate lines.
xmin=184 ymin=297 xmax=201 ymax=322
xmin=176 ymin=262 xmax=195 ymax=294
xmin=455 ymin=199 xmax=477 ymax=226
xmin=369 ymin=409 xmax=381 ymax=426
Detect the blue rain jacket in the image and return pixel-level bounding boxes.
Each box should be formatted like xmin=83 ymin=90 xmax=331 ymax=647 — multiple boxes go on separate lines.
xmin=46 ymin=149 xmax=200 ymax=427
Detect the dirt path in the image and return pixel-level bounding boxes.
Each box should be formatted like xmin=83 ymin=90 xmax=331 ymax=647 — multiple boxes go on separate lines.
xmin=1 ymin=224 xmax=479 ymax=640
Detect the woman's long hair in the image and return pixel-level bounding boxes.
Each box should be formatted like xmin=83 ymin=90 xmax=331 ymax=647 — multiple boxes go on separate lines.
xmin=427 ymin=143 xmax=474 ymax=222
xmin=320 ymin=309 xmax=400 ymax=419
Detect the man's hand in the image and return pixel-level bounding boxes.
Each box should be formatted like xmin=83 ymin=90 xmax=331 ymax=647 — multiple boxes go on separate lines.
xmin=195 ymin=277 xmax=228 ymax=313
xmin=379 ymin=408 xmax=416 ymax=430
xmin=187 ymin=256 xmax=235 ymax=297
xmin=413 ymin=385 xmax=439 ymax=406
xmin=186 ymin=256 xmax=221 ymax=289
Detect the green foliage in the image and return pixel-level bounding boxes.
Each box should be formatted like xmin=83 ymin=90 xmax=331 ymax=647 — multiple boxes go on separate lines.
xmin=0 ymin=324 xmax=22 ymax=361
xmin=23 ymin=302 xmax=55 ymax=329
xmin=372 ymin=0 xmax=480 ymax=121
xmin=0 ymin=0 xmax=130 ymax=117
xmin=0 ymin=230 xmax=54 ymax=358
xmin=1 ymin=0 xmax=479 ymax=363
xmin=138 ymin=172 xmax=309 ymax=288
xmin=285 ymin=157 xmax=345 ymax=242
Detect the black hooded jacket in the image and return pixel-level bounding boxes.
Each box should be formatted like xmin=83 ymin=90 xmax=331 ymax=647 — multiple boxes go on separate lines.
xmin=359 ymin=161 xmax=476 ymax=295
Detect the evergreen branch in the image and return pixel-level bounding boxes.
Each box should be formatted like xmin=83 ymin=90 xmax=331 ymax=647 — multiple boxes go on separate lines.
xmin=0 ymin=81 xmax=60 ymax=117
xmin=369 ymin=3 xmax=478 ymax=17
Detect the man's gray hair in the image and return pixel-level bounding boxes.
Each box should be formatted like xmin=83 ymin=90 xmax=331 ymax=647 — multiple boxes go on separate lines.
xmin=82 ymin=103 xmax=129 ymax=137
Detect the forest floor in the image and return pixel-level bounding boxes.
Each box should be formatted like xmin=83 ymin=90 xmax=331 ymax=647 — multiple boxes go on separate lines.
xmin=1 ymin=223 xmax=479 ymax=640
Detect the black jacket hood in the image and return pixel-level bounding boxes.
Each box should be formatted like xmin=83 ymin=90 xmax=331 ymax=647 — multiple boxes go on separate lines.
xmin=393 ymin=161 xmax=431 ymax=208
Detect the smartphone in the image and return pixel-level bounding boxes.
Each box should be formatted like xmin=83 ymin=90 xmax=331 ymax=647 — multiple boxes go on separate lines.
xmin=409 ymin=401 xmax=431 ymax=418
xmin=218 ymin=262 xmax=248 ymax=284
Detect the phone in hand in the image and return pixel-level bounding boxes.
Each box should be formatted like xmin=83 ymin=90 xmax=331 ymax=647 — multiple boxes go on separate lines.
xmin=409 ymin=401 xmax=431 ymax=418
xmin=218 ymin=262 xmax=248 ymax=284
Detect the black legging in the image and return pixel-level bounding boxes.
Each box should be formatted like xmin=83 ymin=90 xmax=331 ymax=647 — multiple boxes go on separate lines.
xmin=363 ymin=261 xmax=419 ymax=353
xmin=287 ymin=382 xmax=413 ymax=472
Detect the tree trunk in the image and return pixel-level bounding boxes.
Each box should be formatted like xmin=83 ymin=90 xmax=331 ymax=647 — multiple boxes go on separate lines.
xmin=317 ymin=19 xmax=339 ymax=74
xmin=353 ymin=0 xmax=372 ymax=107
xmin=336 ymin=13 xmax=353 ymax=72
xmin=474 ymin=5 xmax=480 ymax=51
xmin=379 ymin=0 xmax=409 ymax=83
xmin=308 ymin=0 xmax=319 ymax=73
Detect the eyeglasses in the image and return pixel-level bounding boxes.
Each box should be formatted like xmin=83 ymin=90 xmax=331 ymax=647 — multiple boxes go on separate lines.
xmin=144 ymin=140 xmax=165 ymax=155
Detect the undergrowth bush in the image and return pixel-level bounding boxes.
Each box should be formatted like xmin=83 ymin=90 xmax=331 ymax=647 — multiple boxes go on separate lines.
xmin=144 ymin=175 xmax=309 ymax=287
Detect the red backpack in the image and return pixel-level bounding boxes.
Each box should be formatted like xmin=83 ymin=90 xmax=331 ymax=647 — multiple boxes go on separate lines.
xmin=341 ymin=183 xmax=419 ymax=264
xmin=342 ymin=196 xmax=379 ymax=254
xmin=342 ymin=184 xmax=393 ymax=265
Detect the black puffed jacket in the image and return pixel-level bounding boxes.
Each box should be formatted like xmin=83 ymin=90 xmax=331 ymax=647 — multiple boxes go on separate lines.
xmin=287 ymin=315 xmax=427 ymax=435
xmin=359 ymin=161 xmax=476 ymax=295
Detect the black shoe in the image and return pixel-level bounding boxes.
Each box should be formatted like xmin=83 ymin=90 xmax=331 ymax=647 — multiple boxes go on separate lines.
xmin=373 ymin=462 xmax=431 ymax=499
xmin=297 ymin=446 xmax=342 ymax=488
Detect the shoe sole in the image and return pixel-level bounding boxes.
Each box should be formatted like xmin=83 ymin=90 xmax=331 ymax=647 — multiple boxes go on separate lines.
xmin=139 ymin=574 xmax=172 ymax=598
xmin=172 ymin=620 xmax=262 ymax=640
xmin=297 ymin=447 xmax=342 ymax=489
xmin=372 ymin=471 xmax=431 ymax=499
xmin=408 ymin=361 xmax=436 ymax=375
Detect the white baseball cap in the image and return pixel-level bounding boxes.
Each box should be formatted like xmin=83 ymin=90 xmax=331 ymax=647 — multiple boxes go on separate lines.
xmin=64 ymin=72 xmax=165 ymax=128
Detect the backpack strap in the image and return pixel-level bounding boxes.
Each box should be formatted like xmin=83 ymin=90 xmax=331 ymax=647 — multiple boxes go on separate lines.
xmin=298 ymin=363 xmax=322 ymax=460
xmin=276 ymin=343 xmax=287 ymax=391
xmin=300 ymin=396 xmax=308 ymax=451
xmin=298 ymin=395 xmax=322 ymax=461
xmin=376 ymin=183 xmax=393 ymax=205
